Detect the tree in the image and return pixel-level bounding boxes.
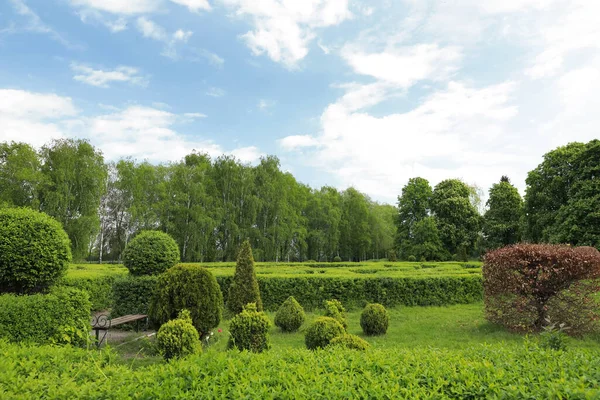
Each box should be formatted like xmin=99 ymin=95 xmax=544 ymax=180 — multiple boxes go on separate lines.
xmin=339 ymin=188 xmax=371 ymax=261
xmin=227 ymin=240 xmax=262 ymax=313
xmin=395 ymin=178 xmax=432 ymax=259
xmin=39 ymin=139 xmax=107 ymax=260
xmin=430 ymin=179 xmax=481 ymax=257
xmin=482 ymin=177 xmax=523 ymax=251
xmin=0 ymin=142 xmax=44 ymax=208
xmin=411 ymin=217 xmax=448 ymax=261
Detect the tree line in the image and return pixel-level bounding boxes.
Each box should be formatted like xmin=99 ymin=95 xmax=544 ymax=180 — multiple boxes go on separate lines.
xmin=1 ymin=138 xmax=598 ymax=262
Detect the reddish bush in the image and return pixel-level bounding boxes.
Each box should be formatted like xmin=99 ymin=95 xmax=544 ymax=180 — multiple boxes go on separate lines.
xmin=483 ymin=244 xmax=600 ymax=335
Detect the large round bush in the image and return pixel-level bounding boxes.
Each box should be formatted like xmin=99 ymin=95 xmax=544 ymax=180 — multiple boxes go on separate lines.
xmin=156 ymin=310 xmax=200 ymax=361
xmin=0 ymin=208 xmax=71 ymax=293
xmin=360 ymin=303 xmax=389 ymax=335
xmin=274 ymin=296 xmax=305 ymax=332
xmin=304 ymin=317 xmax=345 ymax=350
xmin=149 ymin=265 xmax=223 ymax=336
xmin=123 ymin=231 xmax=180 ymax=276
xmin=228 ymin=303 xmax=271 ymax=353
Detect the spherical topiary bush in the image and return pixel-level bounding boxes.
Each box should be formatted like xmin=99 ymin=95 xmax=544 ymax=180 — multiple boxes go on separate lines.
xmin=274 ymin=296 xmax=305 ymax=332
xmin=0 ymin=208 xmax=71 ymax=294
xmin=407 ymin=255 xmax=416 ymax=262
xmin=329 ymin=334 xmax=370 ymax=351
xmin=324 ymin=299 xmax=348 ymax=331
xmin=304 ymin=316 xmax=345 ymax=350
xmin=228 ymin=303 xmax=271 ymax=353
xmin=333 ymin=256 xmax=342 ymax=263
xmin=360 ymin=303 xmax=389 ymax=335
xmin=123 ymin=231 xmax=180 ymax=276
xmin=156 ymin=309 xmax=200 ymax=361
xmin=150 ymin=265 xmax=223 ymax=336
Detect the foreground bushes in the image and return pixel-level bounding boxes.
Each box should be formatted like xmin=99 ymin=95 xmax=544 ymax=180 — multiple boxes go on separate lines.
xmin=228 ymin=303 xmax=271 ymax=353
xmin=156 ymin=310 xmax=200 ymax=361
xmin=2 ymin=343 xmax=599 ymax=398
xmin=0 ymin=287 xmax=91 ymax=345
xmin=304 ymin=317 xmax=345 ymax=350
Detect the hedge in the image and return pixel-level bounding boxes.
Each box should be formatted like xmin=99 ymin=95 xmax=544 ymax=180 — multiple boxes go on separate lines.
xmin=1 ymin=343 xmax=599 ymax=398
xmin=60 ymin=275 xmax=119 ymax=311
xmin=0 ymin=287 xmax=91 ymax=346
xmin=111 ymin=276 xmax=160 ymax=318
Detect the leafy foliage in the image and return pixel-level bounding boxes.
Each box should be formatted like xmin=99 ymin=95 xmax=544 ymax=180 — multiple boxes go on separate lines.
xmin=228 ymin=303 xmax=271 ymax=353
xmin=156 ymin=309 xmax=200 ymax=361
xmin=112 ymin=275 xmax=160 ymax=317
xmin=333 ymin=256 xmax=342 ymax=262
xmin=483 ymin=244 xmax=600 ymax=333
xmin=304 ymin=316 xmax=345 ymax=350
xmin=0 ymin=208 xmax=72 ymax=294
xmin=323 ymin=299 xmax=348 ymax=330
xmin=329 ymin=334 xmax=370 ymax=351
xmin=274 ymin=296 xmax=305 ymax=332
xmin=0 ymin=142 xmax=44 ymax=208
xmin=150 ymin=265 xmax=223 ymax=336
xmin=122 ymin=231 xmax=180 ymax=276
xmin=482 ymin=178 xmax=523 ymax=250
xmin=539 ymin=318 xmax=569 ymax=351
xmin=227 ymin=240 xmax=262 ymax=313
xmin=360 ymin=303 xmax=389 ymax=335
xmin=0 ymin=287 xmax=91 ymax=345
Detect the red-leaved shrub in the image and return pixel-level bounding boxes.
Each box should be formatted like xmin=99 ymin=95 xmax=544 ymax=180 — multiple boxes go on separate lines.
xmin=483 ymin=244 xmax=600 ymax=335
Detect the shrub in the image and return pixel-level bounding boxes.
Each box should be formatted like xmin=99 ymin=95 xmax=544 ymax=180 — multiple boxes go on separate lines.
xmin=0 ymin=287 xmax=91 ymax=345
xmin=483 ymin=244 xmax=600 ymax=334
xmin=228 ymin=303 xmax=271 ymax=353
xmin=323 ymin=299 xmax=348 ymax=330
xmin=360 ymin=303 xmax=389 ymax=335
xmin=333 ymin=256 xmax=342 ymax=262
xmin=274 ymin=296 xmax=305 ymax=332
xmin=388 ymin=250 xmax=397 ymax=262
xmin=122 ymin=231 xmax=180 ymax=276
xmin=304 ymin=316 xmax=345 ymax=350
xmin=156 ymin=309 xmax=200 ymax=361
xmin=407 ymin=255 xmax=417 ymax=262
xmin=419 ymin=256 xmax=426 ymax=262
xmin=0 ymin=208 xmax=71 ymax=294
xmin=150 ymin=265 xmax=223 ymax=336
xmin=329 ymin=334 xmax=370 ymax=351
xmin=227 ymin=240 xmax=262 ymax=314
xmin=61 ymin=275 xmax=120 ymax=311
xmin=112 ymin=276 xmax=159 ymax=318
xmin=539 ymin=318 xmax=569 ymax=351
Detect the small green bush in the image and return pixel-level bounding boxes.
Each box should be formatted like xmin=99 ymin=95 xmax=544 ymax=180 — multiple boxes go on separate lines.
xmin=156 ymin=309 xmax=200 ymax=361
xmin=122 ymin=231 xmax=180 ymax=276
xmin=329 ymin=334 xmax=370 ymax=351
xmin=304 ymin=316 xmax=345 ymax=350
xmin=274 ymin=296 xmax=305 ymax=332
xmin=360 ymin=303 xmax=389 ymax=335
xmin=333 ymin=256 xmax=342 ymax=262
xmin=228 ymin=303 xmax=271 ymax=353
xmin=112 ymin=276 xmax=159 ymax=318
xmin=150 ymin=265 xmax=223 ymax=336
xmin=0 ymin=208 xmax=71 ymax=294
xmin=419 ymin=256 xmax=426 ymax=262
xmin=407 ymin=255 xmax=416 ymax=262
xmin=228 ymin=240 xmax=262 ymax=314
xmin=324 ymin=299 xmax=348 ymax=330
xmin=0 ymin=287 xmax=91 ymax=345
xmin=539 ymin=318 xmax=569 ymax=351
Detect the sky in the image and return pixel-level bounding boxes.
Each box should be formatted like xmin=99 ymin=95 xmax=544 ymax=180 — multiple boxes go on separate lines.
xmin=0 ymin=0 xmax=599 ymax=204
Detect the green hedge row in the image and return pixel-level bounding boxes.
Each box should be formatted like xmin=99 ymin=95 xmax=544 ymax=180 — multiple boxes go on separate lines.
xmin=109 ymin=275 xmax=482 ymax=317
xmin=60 ymin=275 xmax=119 ymax=311
xmin=0 ymin=287 xmax=91 ymax=346
xmin=1 ymin=342 xmax=599 ymax=398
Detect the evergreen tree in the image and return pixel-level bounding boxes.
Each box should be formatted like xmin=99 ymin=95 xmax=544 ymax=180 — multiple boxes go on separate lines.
xmin=227 ymin=240 xmax=263 ymax=313
xmin=483 ymin=177 xmax=523 ymax=250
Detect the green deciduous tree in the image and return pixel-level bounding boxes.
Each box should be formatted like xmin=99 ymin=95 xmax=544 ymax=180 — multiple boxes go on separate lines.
xmin=482 ymin=177 xmax=523 ymax=251
xmin=0 ymin=142 xmax=44 ymax=208
xmin=396 ymin=177 xmax=433 ymax=259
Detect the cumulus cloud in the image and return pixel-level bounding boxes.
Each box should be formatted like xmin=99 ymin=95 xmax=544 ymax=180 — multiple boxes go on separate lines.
xmin=71 ymin=63 xmax=148 ymax=88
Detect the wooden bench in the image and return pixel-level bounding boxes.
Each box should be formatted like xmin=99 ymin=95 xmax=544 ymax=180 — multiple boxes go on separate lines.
xmin=91 ymin=314 xmax=148 ymax=347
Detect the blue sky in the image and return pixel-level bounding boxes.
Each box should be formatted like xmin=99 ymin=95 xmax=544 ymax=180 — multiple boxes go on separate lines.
xmin=1 ymin=0 xmax=599 ymax=204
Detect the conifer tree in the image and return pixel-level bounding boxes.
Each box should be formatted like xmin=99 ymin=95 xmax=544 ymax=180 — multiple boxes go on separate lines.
xmin=227 ymin=240 xmax=263 ymax=313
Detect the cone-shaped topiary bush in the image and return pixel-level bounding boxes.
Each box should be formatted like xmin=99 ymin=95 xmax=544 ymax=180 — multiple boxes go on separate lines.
xmin=324 ymin=299 xmax=348 ymax=331
xmin=360 ymin=303 xmax=389 ymax=335
xmin=0 ymin=208 xmax=71 ymax=294
xmin=227 ymin=240 xmax=262 ymax=314
xmin=150 ymin=265 xmax=223 ymax=336
xmin=304 ymin=316 xmax=345 ymax=350
xmin=228 ymin=303 xmax=271 ymax=353
xmin=329 ymin=334 xmax=370 ymax=351
xmin=123 ymin=231 xmax=180 ymax=276
xmin=274 ymin=296 xmax=305 ymax=332
xmin=156 ymin=309 xmax=200 ymax=361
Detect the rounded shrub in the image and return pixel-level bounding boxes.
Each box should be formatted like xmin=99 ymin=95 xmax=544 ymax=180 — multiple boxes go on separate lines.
xmin=122 ymin=231 xmax=180 ymax=276
xmin=407 ymin=255 xmax=416 ymax=262
xmin=228 ymin=303 xmax=271 ymax=353
xmin=304 ymin=316 xmax=345 ymax=350
xmin=228 ymin=240 xmax=262 ymax=314
xmin=274 ymin=296 xmax=305 ymax=332
xmin=150 ymin=265 xmax=223 ymax=336
xmin=156 ymin=309 xmax=200 ymax=361
xmin=0 ymin=208 xmax=71 ymax=294
xmin=329 ymin=334 xmax=370 ymax=351
xmin=333 ymin=256 xmax=342 ymax=263
xmin=324 ymin=299 xmax=348 ymax=330
xmin=360 ymin=303 xmax=389 ymax=335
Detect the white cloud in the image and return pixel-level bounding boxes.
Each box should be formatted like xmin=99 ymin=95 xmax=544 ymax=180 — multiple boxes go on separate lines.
xmin=8 ymin=0 xmax=75 ymax=47
xmin=258 ymin=99 xmax=276 ymax=111
xmin=206 ymin=87 xmax=226 ymax=97
xmin=230 ymin=146 xmax=262 ymax=163
xmin=69 ymin=0 xmax=161 ymax=15
xmin=71 ymin=63 xmax=148 ymax=88
xmin=136 ymin=16 xmax=168 ymax=41
xmin=192 ymin=49 xmax=225 ymax=67
xmin=278 ymin=135 xmax=319 ymax=150
xmin=183 ymin=112 xmax=208 ymax=118
xmin=136 ymin=18 xmax=199 ymax=60
xmin=173 ymin=29 xmax=193 ymax=42
xmin=221 ymin=0 xmax=352 ymax=67
xmin=170 ymin=0 xmax=211 ymax=12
